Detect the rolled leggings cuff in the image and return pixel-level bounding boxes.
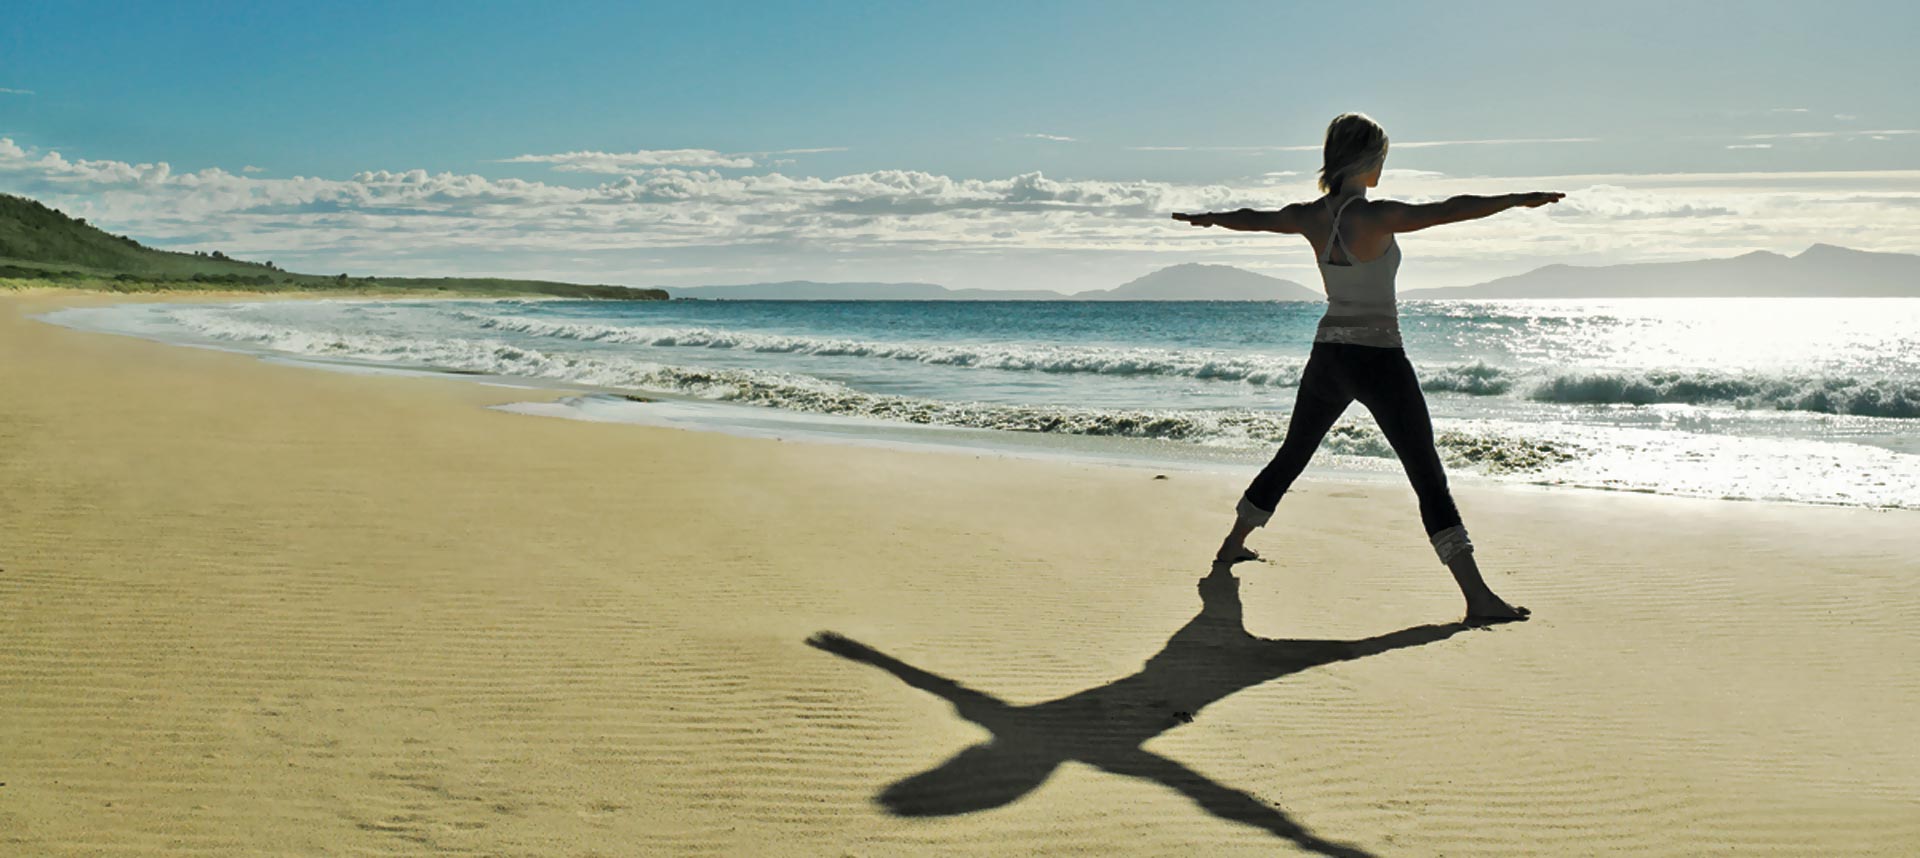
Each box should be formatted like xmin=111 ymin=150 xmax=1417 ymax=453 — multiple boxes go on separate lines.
xmin=1430 ymin=525 xmax=1473 ymax=565
xmin=1235 ymin=495 xmax=1275 ymax=528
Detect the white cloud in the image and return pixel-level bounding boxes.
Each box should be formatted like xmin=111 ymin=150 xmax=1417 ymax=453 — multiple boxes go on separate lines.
xmin=1366 ymin=168 xmax=1920 ymax=274
xmin=1391 ymin=137 xmax=1599 ymax=149
xmin=497 ymin=146 xmax=845 ymax=174
xmin=0 ymin=137 xmax=179 ymax=186
xmin=1538 ymin=183 xmax=1736 ymax=219
xmin=0 ymin=87 xmax=33 ymax=96
xmin=1022 ymin=133 xmax=1078 ymax=142
xmin=1136 ymin=144 xmax=1320 ymax=153
xmin=1769 ymin=107 xmax=1810 ymax=114
xmin=5 ymin=136 xmax=1920 ymax=291
xmin=1741 ymin=129 xmax=1919 ymax=140
xmin=1834 ymin=114 xmax=1858 ymax=121
xmin=499 ymin=148 xmax=758 ymax=171
xmin=241 ymin=165 xmax=266 ymax=173
xmin=1726 ymin=143 xmax=1773 ymax=150
xmin=1132 ymin=137 xmax=1598 ymax=153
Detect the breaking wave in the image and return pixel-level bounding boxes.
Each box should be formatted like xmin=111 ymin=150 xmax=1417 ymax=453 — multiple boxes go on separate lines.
xmin=456 ymin=311 xmax=1313 ymax=385
xmin=166 ymin=306 xmax=1920 ymax=421
xmin=1528 ymin=369 xmax=1920 ymax=418
xmin=1420 ymin=361 xmax=1518 ymax=395
xmin=159 ymin=308 xmax=1581 ymax=474
xmin=462 ymin=312 xmax=1919 ymax=418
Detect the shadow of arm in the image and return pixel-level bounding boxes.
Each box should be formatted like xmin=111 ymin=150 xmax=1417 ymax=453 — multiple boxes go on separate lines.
xmin=1099 ymin=749 xmax=1378 ymax=858
xmin=1246 ymin=624 xmax=1468 ymax=673
xmin=1340 ymin=623 xmax=1469 ymax=659
xmin=807 ymin=631 xmax=1011 ymax=723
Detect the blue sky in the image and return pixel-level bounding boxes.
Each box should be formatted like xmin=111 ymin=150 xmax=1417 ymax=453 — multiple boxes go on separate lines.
xmin=4 ymin=0 xmax=1918 ymax=291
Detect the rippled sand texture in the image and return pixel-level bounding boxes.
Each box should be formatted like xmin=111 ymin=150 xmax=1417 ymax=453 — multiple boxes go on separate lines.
xmin=4 ymin=291 xmax=1918 ymax=856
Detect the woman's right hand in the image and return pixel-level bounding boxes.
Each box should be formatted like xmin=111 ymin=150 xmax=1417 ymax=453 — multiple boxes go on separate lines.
xmin=1172 ymin=212 xmax=1216 ymax=227
xmin=1516 ymin=192 xmax=1566 ymax=208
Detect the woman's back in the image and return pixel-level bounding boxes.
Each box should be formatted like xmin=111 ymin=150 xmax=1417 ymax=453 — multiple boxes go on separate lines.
xmin=1309 ymin=196 xmax=1403 ymax=348
xmin=1302 ymin=196 xmax=1395 ymax=266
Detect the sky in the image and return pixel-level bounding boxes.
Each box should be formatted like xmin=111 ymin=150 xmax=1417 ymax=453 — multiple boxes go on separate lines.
xmin=3 ymin=0 xmax=1919 ymax=292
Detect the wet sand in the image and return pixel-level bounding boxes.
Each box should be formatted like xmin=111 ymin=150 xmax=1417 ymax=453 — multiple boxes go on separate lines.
xmin=4 ymin=290 xmax=1917 ymax=856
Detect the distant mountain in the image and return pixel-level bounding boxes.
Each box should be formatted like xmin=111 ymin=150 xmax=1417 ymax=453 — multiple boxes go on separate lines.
xmin=665 ymin=280 xmax=1067 ymax=300
xmin=667 ymin=264 xmax=1323 ymax=301
xmin=1076 ymin=263 xmax=1322 ymax=301
xmin=0 ymin=193 xmax=664 ymax=299
xmin=1401 ymin=244 xmax=1920 ymax=299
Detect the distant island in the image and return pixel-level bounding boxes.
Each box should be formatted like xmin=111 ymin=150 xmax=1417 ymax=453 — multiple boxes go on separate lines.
xmin=666 ymin=246 xmax=1920 ymax=301
xmin=1078 ymin=263 xmax=1323 ymax=301
xmin=1399 ymin=244 xmax=1920 ymax=299
xmin=12 ymin=190 xmax=1915 ymax=301
xmin=0 ymin=193 xmax=666 ymax=300
xmin=658 ymin=280 xmax=1066 ymax=301
xmin=667 ymin=263 xmax=1323 ymax=302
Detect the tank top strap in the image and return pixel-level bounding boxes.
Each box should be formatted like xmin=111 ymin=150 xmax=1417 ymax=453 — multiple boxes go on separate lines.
xmin=1324 ymin=196 xmax=1362 ymax=264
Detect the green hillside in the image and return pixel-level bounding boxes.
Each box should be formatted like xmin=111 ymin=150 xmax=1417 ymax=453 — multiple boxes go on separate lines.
xmin=0 ymin=193 xmax=665 ymax=300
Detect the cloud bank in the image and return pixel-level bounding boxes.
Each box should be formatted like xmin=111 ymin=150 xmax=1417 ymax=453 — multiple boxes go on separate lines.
xmin=1132 ymin=137 xmax=1600 ymax=153
xmin=4 ymin=136 xmax=1920 ymax=291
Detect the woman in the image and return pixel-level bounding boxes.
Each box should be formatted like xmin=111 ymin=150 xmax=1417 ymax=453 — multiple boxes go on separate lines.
xmin=1173 ymin=112 xmax=1558 ymax=625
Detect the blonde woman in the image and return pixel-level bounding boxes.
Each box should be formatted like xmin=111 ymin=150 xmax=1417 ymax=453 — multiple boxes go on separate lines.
xmin=1173 ymin=113 xmax=1559 ymax=625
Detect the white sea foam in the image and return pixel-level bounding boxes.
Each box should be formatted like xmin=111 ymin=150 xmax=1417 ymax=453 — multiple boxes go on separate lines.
xmin=1527 ymin=369 xmax=1920 ymax=418
xmin=42 ymin=298 xmax=1920 ymax=510
xmin=136 ymin=305 xmax=1581 ymax=473
xmin=460 ymin=310 xmax=1920 ymax=418
xmin=456 ymin=311 xmax=1312 ymax=385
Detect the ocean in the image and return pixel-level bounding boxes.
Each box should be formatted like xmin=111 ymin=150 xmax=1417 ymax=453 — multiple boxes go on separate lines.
xmin=46 ymin=297 xmax=1920 ymax=510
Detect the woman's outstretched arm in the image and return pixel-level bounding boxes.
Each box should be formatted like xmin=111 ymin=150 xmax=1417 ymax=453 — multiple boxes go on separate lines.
xmin=1372 ymin=191 xmax=1564 ymax=233
xmin=1172 ymin=204 xmax=1306 ymax=234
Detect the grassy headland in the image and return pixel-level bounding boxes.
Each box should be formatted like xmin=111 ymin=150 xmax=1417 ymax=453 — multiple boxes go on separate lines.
xmin=0 ymin=193 xmax=666 ymax=300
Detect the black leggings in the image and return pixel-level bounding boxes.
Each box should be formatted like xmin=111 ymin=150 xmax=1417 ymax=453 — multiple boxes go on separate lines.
xmin=1240 ymin=342 xmax=1462 ymax=537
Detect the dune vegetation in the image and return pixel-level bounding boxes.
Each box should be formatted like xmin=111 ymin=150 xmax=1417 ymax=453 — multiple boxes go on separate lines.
xmin=0 ymin=193 xmax=665 ymax=300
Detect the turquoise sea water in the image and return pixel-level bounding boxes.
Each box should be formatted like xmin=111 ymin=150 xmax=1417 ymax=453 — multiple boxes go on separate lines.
xmin=47 ymin=297 xmax=1920 ymax=509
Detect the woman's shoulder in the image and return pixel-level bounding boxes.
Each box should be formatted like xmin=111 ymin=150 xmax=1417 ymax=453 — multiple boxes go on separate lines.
xmin=1289 ymin=196 xmax=1337 ymax=216
xmin=1341 ymin=197 xmax=1408 ymax=221
xmin=1315 ymin=194 xmax=1394 ymax=212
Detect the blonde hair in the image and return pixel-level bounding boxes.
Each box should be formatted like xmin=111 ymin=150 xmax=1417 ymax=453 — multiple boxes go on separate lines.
xmin=1317 ymin=113 xmax=1389 ymax=194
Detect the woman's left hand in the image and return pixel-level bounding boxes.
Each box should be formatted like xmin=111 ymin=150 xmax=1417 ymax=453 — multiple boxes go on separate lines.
xmin=1173 ymin=212 xmax=1215 ymax=227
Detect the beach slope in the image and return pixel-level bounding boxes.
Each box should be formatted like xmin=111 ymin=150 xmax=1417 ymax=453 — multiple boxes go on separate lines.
xmin=3 ymin=291 xmax=1916 ymax=856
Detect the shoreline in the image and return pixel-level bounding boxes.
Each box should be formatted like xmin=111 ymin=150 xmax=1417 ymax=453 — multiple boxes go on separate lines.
xmin=34 ymin=288 xmax=1920 ymax=514
xmin=4 ymin=288 xmax=1917 ymax=855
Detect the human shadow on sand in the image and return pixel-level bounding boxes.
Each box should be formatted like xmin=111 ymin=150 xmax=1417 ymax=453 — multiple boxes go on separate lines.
xmin=807 ymin=562 xmax=1475 ymax=858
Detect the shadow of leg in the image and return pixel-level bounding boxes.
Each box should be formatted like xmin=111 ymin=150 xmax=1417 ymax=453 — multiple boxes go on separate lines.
xmin=876 ymin=739 xmax=1062 ymax=816
xmin=1098 ymin=749 xmax=1378 ymax=858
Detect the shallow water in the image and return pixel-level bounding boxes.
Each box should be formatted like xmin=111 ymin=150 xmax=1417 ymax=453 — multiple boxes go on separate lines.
xmin=46 ymin=297 xmax=1920 ymax=509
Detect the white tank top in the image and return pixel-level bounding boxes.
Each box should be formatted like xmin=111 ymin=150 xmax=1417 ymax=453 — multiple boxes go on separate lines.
xmin=1314 ymin=194 xmax=1403 ymax=348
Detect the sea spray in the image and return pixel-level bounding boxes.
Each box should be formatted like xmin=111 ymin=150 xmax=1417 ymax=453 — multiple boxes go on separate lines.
xmin=1527 ymin=370 xmax=1920 ymax=418
xmin=458 ymin=310 xmax=1314 ymax=385
xmin=455 ymin=309 xmax=1920 ymax=419
xmin=46 ymin=297 xmax=1920 ymax=510
xmin=153 ymin=305 xmax=1583 ymax=473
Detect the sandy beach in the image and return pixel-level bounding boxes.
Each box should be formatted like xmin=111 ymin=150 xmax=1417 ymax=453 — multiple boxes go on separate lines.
xmin=3 ymin=290 xmax=1917 ymax=856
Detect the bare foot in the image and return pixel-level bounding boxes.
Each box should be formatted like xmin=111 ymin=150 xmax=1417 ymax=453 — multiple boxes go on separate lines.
xmin=1464 ymin=599 xmax=1531 ymax=626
